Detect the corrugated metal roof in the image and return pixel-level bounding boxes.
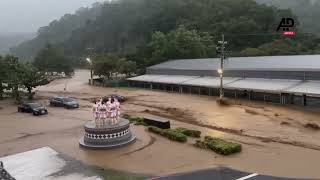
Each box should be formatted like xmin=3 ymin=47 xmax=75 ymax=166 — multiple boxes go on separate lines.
xmin=128 ymin=75 xmax=199 ymax=84
xmin=128 ymin=75 xmax=320 ymax=96
xmin=127 ymin=74 xmax=166 ymax=82
xmin=148 ymin=55 xmax=320 ymax=71
xmin=152 ymin=75 xmax=199 ymax=84
xmin=182 ymin=76 xmax=241 ymax=88
xmin=285 ymin=81 xmax=320 ymax=96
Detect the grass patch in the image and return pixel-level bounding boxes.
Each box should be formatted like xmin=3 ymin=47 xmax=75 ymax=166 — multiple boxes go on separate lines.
xmin=148 ymin=126 xmax=187 ymax=143
xmin=304 ymin=122 xmax=320 ymax=130
xmin=194 ymin=136 xmax=241 ymax=155
xmin=175 ymin=127 xmax=201 ymax=138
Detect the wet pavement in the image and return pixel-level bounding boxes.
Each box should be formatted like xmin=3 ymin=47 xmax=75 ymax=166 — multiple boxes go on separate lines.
xmin=152 ymin=167 xmax=310 ymax=180
xmin=0 ymin=147 xmax=313 ymax=180
xmin=0 ymin=147 xmax=101 ymax=180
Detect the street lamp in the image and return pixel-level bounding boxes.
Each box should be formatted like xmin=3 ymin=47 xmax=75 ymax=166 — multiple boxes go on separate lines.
xmin=86 ymin=58 xmax=93 ymax=85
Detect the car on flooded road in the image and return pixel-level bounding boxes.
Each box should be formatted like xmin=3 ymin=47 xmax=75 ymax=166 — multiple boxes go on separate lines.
xmin=18 ymin=102 xmax=48 ymax=116
xmin=50 ymin=97 xmax=79 ymax=109
xmin=104 ymin=94 xmax=126 ymax=103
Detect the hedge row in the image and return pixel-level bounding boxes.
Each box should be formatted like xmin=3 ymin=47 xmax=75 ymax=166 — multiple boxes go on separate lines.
xmin=148 ymin=126 xmax=187 ymax=143
xmin=123 ymin=114 xmax=201 ymax=143
xmin=175 ymin=128 xmax=201 ymax=138
xmin=194 ymin=136 xmax=241 ymax=155
xmin=122 ymin=114 xmax=147 ymax=126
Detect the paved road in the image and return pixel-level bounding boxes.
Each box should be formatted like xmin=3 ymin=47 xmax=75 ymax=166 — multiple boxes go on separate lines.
xmin=0 ymin=147 xmax=313 ymax=180
xmin=152 ymin=167 xmax=310 ymax=180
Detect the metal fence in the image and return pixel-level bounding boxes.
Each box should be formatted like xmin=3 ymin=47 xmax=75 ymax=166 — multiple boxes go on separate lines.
xmin=129 ymin=81 xmax=320 ymax=108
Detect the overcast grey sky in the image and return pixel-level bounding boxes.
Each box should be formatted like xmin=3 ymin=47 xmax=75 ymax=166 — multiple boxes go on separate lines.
xmin=0 ymin=0 xmax=106 ymax=33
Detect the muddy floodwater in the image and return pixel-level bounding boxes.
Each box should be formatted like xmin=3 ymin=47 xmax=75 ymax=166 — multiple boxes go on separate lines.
xmin=1 ymin=69 xmax=320 ymax=179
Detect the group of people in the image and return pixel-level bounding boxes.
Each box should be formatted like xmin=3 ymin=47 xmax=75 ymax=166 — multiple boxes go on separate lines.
xmin=92 ymin=97 xmax=121 ymax=126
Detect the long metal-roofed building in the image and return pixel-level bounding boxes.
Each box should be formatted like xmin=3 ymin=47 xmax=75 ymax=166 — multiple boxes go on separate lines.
xmin=128 ymin=55 xmax=320 ymax=107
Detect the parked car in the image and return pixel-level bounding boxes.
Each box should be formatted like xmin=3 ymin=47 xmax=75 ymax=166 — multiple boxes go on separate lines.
xmin=103 ymin=94 xmax=126 ymax=103
xmin=18 ymin=102 xmax=48 ymax=116
xmin=50 ymin=97 xmax=79 ymax=109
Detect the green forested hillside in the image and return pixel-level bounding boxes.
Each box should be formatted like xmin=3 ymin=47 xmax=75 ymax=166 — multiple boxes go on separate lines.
xmin=10 ymin=0 xmax=320 ymax=68
xmin=10 ymin=2 xmax=104 ymax=60
xmin=60 ymin=0 xmax=294 ymax=56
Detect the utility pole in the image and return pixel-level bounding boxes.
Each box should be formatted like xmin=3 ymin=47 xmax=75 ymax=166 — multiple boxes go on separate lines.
xmin=86 ymin=58 xmax=93 ymax=85
xmin=86 ymin=47 xmax=95 ymax=85
xmin=216 ymin=34 xmax=227 ymax=100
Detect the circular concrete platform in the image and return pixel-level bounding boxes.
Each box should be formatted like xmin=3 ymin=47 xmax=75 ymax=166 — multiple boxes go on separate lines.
xmin=79 ymin=118 xmax=136 ymax=150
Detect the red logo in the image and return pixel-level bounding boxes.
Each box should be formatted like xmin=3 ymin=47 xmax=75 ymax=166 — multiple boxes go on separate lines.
xmin=282 ymin=31 xmax=296 ymax=36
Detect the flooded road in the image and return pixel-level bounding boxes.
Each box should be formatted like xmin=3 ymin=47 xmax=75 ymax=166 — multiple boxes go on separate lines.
xmin=1 ymin=69 xmax=320 ymax=178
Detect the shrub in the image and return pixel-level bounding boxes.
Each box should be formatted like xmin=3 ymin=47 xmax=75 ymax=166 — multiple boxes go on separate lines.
xmin=134 ymin=120 xmax=148 ymax=126
xmin=175 ymin=128 xmax=201 ymax=138
xmin=148 ymin=126 xmax=187 ymax=143
xmin=194 ymin=136 xmax=242 ymax=155
xmin=148 ymin=126 xmax=163 ymax=135
xmin=132 ymin=117 xmax=147 ymax=126
xmin=122 ymin=113 xmax=131 ymax=120
xmin=194 ymin=140 xmax=207 ymax=149
xmin=163 ymin=129 xmax=188 ymax=143
xmin=122 ymin=114 xmax=147 ymax=126
xmin=204 ymin=136 xmax=241 ymax=155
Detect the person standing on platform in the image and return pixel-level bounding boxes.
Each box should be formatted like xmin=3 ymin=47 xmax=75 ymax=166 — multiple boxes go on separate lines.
xmin=92 ymin=100 xmax=99 ymax=127
xmin=114 ymin=98 xmax=121 ymax=123
xmin=101 ymin=101 xmax=108 ymax=126
xmin=110 ymin=98 xmax=117 ymax=125
xmin=106 ymin=97 xmax=112 ymax=119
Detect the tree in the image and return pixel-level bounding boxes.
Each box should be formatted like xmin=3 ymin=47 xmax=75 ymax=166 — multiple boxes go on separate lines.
xmin=257 ymin=39 xmax=301 ymax=55
xmin=3 ymin=55 xmax=25 ymax=102
xmin=12 ymin=0 xmax=302 ymax=61
xmin=10 ymin=2 xmax=105 ymax=60
xmin=20 ymin=63 xmax=49 ymax=100
xmin=92 ymin=54 xmax=118 ymax=79
xmin=0 ymin=56 xmax=8 ymax=100
xmin=0 ymin=55 xmax=50 ymax=101
xmin=150 ymin=25 xmax=216 ymax=62
xmin=117 ymin=58 xmax=137 ymax=77
xmin=240 ymin=48 xmax=267 ymax=56
xmin=33 ymin=44 xmax=74 ymax=76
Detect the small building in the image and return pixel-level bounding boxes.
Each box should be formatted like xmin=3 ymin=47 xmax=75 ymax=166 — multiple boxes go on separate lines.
xmin=128 ymin=55 xmax=320 ymax=107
